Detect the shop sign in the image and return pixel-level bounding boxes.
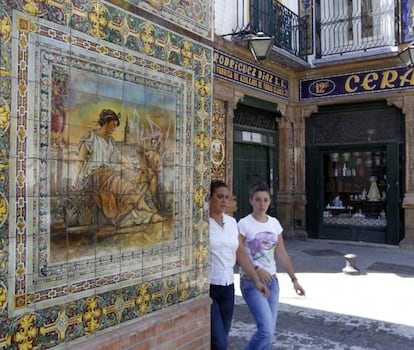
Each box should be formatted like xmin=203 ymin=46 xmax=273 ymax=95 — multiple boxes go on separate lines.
xmin=300 ymin=66 xmax=414 ymax=100
xmin=213 ymin=49 xmax=289 ymax=99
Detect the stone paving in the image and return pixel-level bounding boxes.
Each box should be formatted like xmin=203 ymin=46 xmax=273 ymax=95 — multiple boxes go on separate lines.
xmin=229 ymin=297 xmax=414 ymax=350
xmin=228 ymin=239 xmax=414 ymax=350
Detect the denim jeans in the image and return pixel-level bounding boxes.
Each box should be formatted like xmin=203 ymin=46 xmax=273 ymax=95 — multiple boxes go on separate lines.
xmin=210 ymin=283 xmax=235 ymax=350
xmin=240 ymin=277 xmax=280 ymax=350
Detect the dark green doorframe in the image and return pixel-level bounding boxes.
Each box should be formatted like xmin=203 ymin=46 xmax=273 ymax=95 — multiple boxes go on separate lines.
xmin=233 ymin=126 xmax=278 ymax=221
xmin=232 ymin=103 xmax=280 ymax=221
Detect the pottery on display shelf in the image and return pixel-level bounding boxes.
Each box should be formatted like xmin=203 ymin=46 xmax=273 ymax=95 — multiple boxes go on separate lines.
xmin=330 ymin=153 xmax=339 ymax=162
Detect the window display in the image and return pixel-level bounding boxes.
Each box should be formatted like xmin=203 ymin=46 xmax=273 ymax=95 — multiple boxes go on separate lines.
xmin=323 ymin=150 xmax=387 ymax=227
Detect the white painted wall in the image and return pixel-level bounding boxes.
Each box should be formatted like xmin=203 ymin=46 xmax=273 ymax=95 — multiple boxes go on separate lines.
xmin=215 ymin=0 xmax=248 ymax=36
xmin=214 ymin=0 xmax=299 ymax=37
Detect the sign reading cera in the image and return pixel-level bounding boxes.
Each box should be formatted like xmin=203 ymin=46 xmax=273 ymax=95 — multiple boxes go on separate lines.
xmin=300 ymin=66 xmax=414 ymax=100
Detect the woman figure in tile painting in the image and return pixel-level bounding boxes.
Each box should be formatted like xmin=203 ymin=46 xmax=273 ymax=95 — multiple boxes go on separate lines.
xmin=209 ymin=180 xmax=269 ymax=350
xmin=72 ymin=109 xmax=164 ymax=235
xmin=238 ymin=182 xmax=305 ymax=350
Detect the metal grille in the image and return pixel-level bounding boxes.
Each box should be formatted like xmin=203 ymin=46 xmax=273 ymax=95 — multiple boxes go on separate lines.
xmin=316 ymin=0 xmax=397 ymax=57
xmin=250 ymin=0 xmax=309 ymax=58
xmin=229 ymin=0 xmax=309 ymax=60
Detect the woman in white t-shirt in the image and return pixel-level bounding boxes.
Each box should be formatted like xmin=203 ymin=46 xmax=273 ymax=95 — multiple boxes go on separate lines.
xmin=238 ymin=182 xmax=305 ymax=350
xmin=209 ymin=180 xmax=269 ymax=350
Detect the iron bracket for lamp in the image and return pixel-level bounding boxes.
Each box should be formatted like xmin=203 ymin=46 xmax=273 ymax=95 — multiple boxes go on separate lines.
xmin=220 ymin=24 xmax=254 ymax=39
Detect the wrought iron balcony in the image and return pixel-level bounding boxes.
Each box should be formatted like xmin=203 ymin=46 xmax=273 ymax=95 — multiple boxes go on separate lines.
xmin=249 ymin=0 xmax=309 ymax=60
xmin=221 ymin=0 xmax=397 ymax=66
xmin=315 ymin=0 xmax=397 ymax=57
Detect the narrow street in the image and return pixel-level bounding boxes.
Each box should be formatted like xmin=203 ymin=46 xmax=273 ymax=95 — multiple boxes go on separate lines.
xmin=229 ymin=298 xmax=414 ymax=350
xmin=228 ymin=239 xmax=414 ymax=350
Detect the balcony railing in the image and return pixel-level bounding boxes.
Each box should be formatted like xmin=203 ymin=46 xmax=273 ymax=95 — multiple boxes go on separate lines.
xmin=250 ymin=0 xmax=309 ymax=59
xmin=230 ymin=0 xmax=309 ymax=60
xmin=316 ymin=0 xmax=397 ymax=57
xmin=221 ymin=0 xmax=397 ymax=63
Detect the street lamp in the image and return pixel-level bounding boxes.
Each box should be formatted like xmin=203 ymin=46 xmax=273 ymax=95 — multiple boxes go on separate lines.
xmin=398 ymin=42 xmax=414 ymax=67
xmin=221 ymin=30 xmax=274 ymax=62
xmin=248 ymin=32 xmax=275 ymax=62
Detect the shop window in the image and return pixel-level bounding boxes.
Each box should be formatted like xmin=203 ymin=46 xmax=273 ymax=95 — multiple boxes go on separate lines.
xmin=323 ymin=149 xmax=387 ymax=227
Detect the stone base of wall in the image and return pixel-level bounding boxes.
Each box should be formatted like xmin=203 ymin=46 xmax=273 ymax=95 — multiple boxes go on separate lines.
xmin=64 ymin=296 xmax=211 ymax=350
xmin=400 ymin=238 xmax=414 ymax=250
xmin=283 ymin=228 xmax=308 ymax=241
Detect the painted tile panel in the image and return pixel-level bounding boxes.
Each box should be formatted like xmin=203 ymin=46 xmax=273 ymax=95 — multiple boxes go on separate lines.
xmin=0 ymin=0 xmax=212 ymax=347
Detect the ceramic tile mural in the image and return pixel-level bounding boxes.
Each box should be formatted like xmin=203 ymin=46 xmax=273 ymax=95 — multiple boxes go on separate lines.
xmin=299 ymin=0 xmax=313 ymax=55
xmin=0 ymin=1 xmax=212 ymax=348
xmin=211 ymin=99 xmax=226 ymax=181
xmin=401 ymin=0 xmax=414 ymax=42
xmin=133 ymin=0 xmax=212 ymax=39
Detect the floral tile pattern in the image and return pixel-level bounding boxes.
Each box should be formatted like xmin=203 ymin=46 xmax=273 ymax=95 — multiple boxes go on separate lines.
xmin=132 ymin=0 xmax=212 ymax=39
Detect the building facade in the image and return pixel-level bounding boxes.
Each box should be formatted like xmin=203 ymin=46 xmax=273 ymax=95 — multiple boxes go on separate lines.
xmin=213 ymin=0 xmax=414 ymax=250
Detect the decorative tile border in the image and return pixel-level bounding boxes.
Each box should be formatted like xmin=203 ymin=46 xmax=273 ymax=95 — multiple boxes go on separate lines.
xmin=130 ymin=0 xmax=212 ymax=40
xmin=0 ymin=0 xmax=212 ymax=347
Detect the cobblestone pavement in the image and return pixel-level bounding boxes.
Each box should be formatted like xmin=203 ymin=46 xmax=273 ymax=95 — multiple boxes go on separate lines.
xmin=229 ymin=296 xmax=414 ymax=350
xmin=228 ymin=239 xmax=414 ymax=350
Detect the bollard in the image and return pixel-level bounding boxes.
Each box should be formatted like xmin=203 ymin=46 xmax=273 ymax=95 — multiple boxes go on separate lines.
xmin=342 ymin=253 xmax=360 ymax=275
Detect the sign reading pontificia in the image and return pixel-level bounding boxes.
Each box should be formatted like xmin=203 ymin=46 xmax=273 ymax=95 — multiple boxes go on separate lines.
xmin=213 ymin=50 xmax=289 ymax=99
xmin=300 ymin=66 xmax=414 ymax=100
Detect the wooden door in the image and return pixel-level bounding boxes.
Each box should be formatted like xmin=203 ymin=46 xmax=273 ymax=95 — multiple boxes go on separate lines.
xmin=233 ymin=142 xmax=273 ymax=220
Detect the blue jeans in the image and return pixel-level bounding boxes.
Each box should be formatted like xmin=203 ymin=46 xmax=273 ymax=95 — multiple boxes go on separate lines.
xmin=240 ymin=277 xmax=280 ymax=350
xmin=210 ymin=284 xmax=235 ymax=350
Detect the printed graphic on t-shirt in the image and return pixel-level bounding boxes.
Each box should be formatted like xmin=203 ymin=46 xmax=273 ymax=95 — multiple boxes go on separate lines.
xmin=247 ymin=231 xmax=277 ymax=267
